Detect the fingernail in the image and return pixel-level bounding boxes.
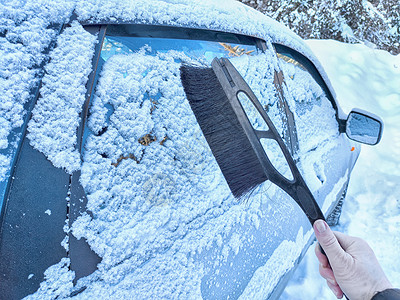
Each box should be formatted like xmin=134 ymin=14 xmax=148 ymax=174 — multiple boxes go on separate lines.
xmin=315 ymin=220 xmax=327 ymax=233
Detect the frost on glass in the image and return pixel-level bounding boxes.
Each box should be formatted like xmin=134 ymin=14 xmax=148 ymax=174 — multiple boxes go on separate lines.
xmin=237 ymin=91 xmax=270 ymax=131
xmin=260 ymin=138 xmax=294 ymax=181
xmin=278 ymin=54 xmax=339 ymax=155
xmin=276 ymin=52 xmax=341 ymax=197
xmin=236 ymin=91 xmax=294 ymax=180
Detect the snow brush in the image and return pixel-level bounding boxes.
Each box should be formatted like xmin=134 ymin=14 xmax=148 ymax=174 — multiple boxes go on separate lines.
xmin=180 ymin=57 xmax=326 ymax=226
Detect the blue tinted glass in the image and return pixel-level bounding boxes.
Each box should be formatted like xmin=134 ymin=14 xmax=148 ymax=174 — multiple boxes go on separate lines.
xmin=101 ymin=36 xmax=258 ymax=63
xmin=0 ymin=124 xmax=25 ymax=208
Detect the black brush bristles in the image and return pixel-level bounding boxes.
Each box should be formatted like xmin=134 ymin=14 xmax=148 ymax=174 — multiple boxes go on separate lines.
xmin=180 ymin=64 xmax=268 ymax=198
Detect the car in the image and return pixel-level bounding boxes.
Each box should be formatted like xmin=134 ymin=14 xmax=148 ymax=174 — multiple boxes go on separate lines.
xmin=0 ymin=0 xmax=383 ymax=299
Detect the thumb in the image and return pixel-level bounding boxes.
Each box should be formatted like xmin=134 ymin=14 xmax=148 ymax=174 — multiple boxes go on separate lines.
xmin=313 ymin=219 xmax=345 ymax=261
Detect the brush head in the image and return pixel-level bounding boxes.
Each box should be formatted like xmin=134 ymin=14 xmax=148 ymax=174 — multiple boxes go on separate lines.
xmin=180 ymin=64 xmax=267 ymax=198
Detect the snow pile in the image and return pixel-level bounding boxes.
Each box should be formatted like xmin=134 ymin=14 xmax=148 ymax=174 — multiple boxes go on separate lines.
xmin=24 ymin=258 xmax=74 ymax=300
xmin=0 ymin=0 xmax=74 ymax=181
xmin=283 ymin=40 xmax=400 ymax=299
xmin=28 ymin=21 xmax=97 ymax=173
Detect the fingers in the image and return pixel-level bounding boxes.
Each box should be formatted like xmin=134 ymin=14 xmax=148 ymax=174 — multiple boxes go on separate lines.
xmin=319 ymin=263 xmax=336 ymax=283
xmin=327 ymin=280 xmax=344 ymax=299
xmin=316 ymin=244 xmax=344 ymax=299
xmin=315 ymin=243 xmax=329 ymax=267
xmin=313 ymin=220 xmax=346 ymax=262
xmin=316 ymin=245 xmax=343 ymax=298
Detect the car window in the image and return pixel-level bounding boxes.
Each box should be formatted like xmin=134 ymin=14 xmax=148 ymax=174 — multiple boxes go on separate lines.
xmin=87 ymin=33 xmax=292 ymax=166
xmin=274 ymin=44 xmax=338 ymax=111
xmin=101 ymin=36 xmax=258 ymax=63
xmin=275 ymin=47 xmax=339 ymax=155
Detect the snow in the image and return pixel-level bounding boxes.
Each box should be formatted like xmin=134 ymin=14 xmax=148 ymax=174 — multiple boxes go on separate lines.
xmin=27 ymin=21 xmax=97 ymax=173
xmin=282 ymin=40 xmax=400 ymax=299
xmin=24 ymin=258 xmax=74 ymax=300
xmin=0 ymin=0 xmax=74 ymax=182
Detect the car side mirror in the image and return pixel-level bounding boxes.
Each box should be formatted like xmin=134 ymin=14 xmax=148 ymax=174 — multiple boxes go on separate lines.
xmin=345 ymin=109 xmax=383 ymax=145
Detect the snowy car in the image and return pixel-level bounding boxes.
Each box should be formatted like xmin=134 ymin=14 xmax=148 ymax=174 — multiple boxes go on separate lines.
xmin=0 ymin=0 xmax=383 ymax=299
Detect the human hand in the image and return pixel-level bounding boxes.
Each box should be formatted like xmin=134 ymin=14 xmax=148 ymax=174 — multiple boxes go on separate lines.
xmin=313 ymin=220 xmax=392 ymax=300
